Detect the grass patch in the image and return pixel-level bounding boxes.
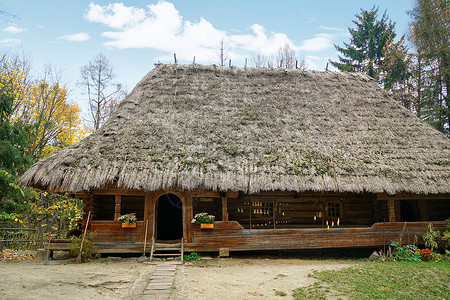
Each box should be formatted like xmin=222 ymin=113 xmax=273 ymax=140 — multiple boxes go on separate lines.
xmin=293 ymin=261 xmax=450 ymax=300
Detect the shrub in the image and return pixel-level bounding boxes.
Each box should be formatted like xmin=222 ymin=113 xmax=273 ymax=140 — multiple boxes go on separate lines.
xmin=69 ymin=232 xmax=100 ymax=262
xmin=184 ymin=252 xmax=201 ymax=261
xmin=422 ymin=223 xmax=441 ymax=251
xmin=389 ymin=241 xmax=420 ymax=261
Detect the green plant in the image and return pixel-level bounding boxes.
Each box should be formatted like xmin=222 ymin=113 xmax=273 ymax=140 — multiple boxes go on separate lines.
xmin=389 ymin=241 xmax=421 ymax=261
xmin=422 ymin=223 xmax=440 ymax=251
xmin=442 ymin=218 xmax=450 ymax=250
xmin=191 ymin=213 xmax=215 ymax=224
xmin=275 ymin=290 xmax=287 ymax=296
xmin=117 ymin=213 xmax=137 ymax=224
xmin=183 ymin=252 xmax=201 ymax=261
xmin=69 ymin=232 xmax=100 ymax=262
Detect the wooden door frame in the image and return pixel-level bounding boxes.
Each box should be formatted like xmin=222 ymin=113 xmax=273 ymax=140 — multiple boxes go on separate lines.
xmin=151 ymin=190 xmax=193 ymax=243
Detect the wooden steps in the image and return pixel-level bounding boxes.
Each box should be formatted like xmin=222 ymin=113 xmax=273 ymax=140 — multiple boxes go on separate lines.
xmin=150 ymin=238 xmax=184 ymax=262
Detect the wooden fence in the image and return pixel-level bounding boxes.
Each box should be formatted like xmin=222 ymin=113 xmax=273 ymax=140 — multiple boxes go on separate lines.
xmin=0 ymin=221 xmax=43 ymax=251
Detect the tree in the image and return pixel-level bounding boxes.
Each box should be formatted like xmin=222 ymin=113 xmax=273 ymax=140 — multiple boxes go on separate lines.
xmin=19 ymin=68 xmax=82 ymax=160
xmin=409 ymin=0 xmax=449 ymax=135
xmin=252 ymin=51 xmax=266 ymax=68
xmin=0 ymin=54 xmax=32 ymax=174
xmin=217 ymin=38 xmax=230 ymax=67
xmin=80 ymin=54 xmax=124 ymax=131
xmin=331 ymin=7 xmax=396 ymax=79
xmin=271 ymin=44 xmax=306 ymax=70
xmin=379 ymin=36 xmax=415 ymax=110
xmin=0 ymin=54 xmax=33 ymax=215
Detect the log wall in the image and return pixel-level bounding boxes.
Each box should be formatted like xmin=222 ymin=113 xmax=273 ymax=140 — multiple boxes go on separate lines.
xmin=188 ymin=221 xmax=446 ymax=252
xmin=73 ymin=188 xmax=449 ymax=251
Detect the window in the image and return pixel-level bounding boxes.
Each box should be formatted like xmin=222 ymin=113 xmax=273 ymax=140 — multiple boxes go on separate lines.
xmin=328 ymin=202 xmax=340 ymax=217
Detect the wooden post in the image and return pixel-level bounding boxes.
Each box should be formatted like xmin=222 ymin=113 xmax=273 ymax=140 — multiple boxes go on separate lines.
xmin=394 ymin=200 xmax=401 ymax=221
xmin=221 ymin=196 xmax=229 ymax=222
xmin=418 ymin=200 xmax=430 ymax=221
xmin=114 ymin=195 xmax=121 ymax=221
xmin=144 ymin=193 xmax=155 ymax=242
xmin=388 ymin=198 xmax=396 ymax=222
xmin=183 ymin=191 xmax=193 ymax=243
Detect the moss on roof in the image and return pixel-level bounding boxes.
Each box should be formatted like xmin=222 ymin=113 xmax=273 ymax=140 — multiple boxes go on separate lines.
xmin=18 ymin=64 xmax=450 ymax=194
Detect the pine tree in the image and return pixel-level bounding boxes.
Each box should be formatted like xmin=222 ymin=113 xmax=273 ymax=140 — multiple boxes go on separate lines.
xmin=409 ymin=0 xmax=449 ymax=135
xmin=380 ymin=36 xmax=415 ymax=110
xmin=331 ymin=7 xmax=396 ymax=79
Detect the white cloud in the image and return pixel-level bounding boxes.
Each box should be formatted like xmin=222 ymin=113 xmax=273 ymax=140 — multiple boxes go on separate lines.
xmin=84 ymin=1 xmax=298 ymax=63
xmin=3 ymin=25 xmax=24 ymax=34
xmin=318 ymin=26 xmax=346 ymax=32
xmin=0 ymin=39 xmax=21 ymax=45
xmin=84 ymin=2 xmax=146 ymax=29
xmin=297 ymin=34 xmax=333 ymax=52
xmin=57 ymin=32 xmax=91 ymax=42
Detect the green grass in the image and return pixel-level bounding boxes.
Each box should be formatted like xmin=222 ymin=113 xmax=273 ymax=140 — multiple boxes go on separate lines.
xmin=293 ymin=261 xmax=450 ymax=300
xmin=274 ymin=290 xmax=287 ymax=296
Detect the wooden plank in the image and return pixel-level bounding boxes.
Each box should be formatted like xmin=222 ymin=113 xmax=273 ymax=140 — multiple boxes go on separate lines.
xmin=92 ymin=188 xmax=146 ymax=195
xmin=377 ymin=193 xmax=450 ymax=201
xmin=45 ymin=221 xmax=445 ymax=253
xmin=191 ymin=190 xmax=220 ymax=197
xmin=187 ymin=221 xmax=445 ymax=252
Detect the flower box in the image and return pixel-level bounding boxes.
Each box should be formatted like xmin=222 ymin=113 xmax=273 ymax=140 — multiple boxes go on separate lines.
xmin=200 ymin=223 xmax=214 ymax=229
xmin=122 ymin=223 xmax=137 ymax=228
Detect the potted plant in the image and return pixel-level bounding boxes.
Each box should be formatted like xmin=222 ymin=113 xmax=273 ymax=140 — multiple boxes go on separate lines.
xmin=192 ymin=213 xmax=215 ymax=229
xmin=118 ymin=213 xmax=137 ymax=228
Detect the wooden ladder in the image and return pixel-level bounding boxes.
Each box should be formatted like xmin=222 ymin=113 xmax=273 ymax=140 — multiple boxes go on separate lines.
xmin=150 ymin=238 xmax=184 ymax=262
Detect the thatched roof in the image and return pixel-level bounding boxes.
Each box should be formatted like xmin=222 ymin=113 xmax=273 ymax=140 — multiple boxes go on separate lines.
xmin=18 ymin=64 xmax=450 ymax=194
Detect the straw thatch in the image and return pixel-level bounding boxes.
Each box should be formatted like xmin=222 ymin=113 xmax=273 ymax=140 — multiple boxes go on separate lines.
xmin=18 ymin=64 xmax=450 ymax=194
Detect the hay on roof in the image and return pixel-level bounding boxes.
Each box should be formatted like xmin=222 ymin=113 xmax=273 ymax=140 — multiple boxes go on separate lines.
xmin=18 ymin=64 xmax=450 ymax=194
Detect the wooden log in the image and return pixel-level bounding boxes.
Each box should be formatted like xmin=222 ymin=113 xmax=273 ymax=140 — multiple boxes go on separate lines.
xmin=388 ymin=199 xmax=396 ymax=222
xmin=114 ymin=195 xmax=121 ymax=221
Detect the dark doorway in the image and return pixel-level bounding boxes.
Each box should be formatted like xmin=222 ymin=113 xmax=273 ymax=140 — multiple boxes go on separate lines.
xmin=156 ymin=194 xmax=183 ymax=240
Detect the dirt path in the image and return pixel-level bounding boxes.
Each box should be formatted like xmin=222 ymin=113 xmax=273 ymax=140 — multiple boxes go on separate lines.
xmin=0 ymin=255 xmax=357 ymax=299
xmin=173 ymin=258 xmax=356 ymax=299
xmin=0 ymin=257 xmax=154 ymax=300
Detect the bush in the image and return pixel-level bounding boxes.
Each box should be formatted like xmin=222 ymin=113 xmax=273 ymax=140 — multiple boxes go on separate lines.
xmin=389 ymin=241 xmax=421 ymax=261
xmin=184 ymin=252 xmax=201 ymax=261
xmin=69 ymin=232 xmax=100 ymax=262
xmin=422 ymin=223 xmax=441 ymax=251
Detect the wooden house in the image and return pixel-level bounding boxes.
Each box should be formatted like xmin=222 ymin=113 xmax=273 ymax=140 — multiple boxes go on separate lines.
xmin=18 ymin=64 xmax=450 ymax=255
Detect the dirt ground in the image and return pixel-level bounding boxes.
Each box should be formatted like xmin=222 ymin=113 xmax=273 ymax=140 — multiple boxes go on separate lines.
xmin=0 ymin=252 xmax=357 ymax=300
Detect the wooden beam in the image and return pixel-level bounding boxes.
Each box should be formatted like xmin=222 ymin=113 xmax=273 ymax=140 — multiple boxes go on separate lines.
xmin=114 ymin=195 xmax=121 ymax=221
xmin=144 ymin=193 xmax=155 ymax=242
xmin=183 ymin=191 xmax=193 ymax=243
xmin=191 ymin=190 xmax=221 ymax=198
xmin=226 ymin=191 xmax=239 ymax=198
xmin=394 ymin=200 xmax=401 ymax=222
xmin=388 ymin=199 xmax=396 ymax=222
xmin=222 ymin=196 xmax=229 ymax=222
xmin=377 ymin=192 xmax=450 ymax=201
xmin=92 ymin=189 xmax=146 ymax=196
xmin=418 ymin=200 xmax=430 ymax=221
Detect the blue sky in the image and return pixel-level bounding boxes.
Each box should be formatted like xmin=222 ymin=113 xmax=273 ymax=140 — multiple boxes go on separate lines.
xmin=1 ymin=0 xmax=416 ymax=115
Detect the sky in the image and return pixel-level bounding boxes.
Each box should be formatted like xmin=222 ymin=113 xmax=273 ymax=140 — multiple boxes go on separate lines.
xmin=1 ymin=0 xmax=416 ymax=116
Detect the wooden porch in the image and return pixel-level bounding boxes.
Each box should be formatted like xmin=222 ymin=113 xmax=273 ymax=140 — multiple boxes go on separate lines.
xmin=45 ymin=221 xmax=445 ymax=254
